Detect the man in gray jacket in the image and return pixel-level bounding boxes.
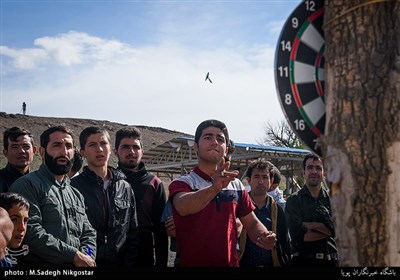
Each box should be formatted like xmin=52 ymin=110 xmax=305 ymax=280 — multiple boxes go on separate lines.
xmin=10 ymin=125 xmax=96 ymax=267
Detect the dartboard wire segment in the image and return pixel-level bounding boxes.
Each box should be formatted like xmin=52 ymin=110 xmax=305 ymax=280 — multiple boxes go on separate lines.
xmin=290 ymin=6 xmax=325 ymax=138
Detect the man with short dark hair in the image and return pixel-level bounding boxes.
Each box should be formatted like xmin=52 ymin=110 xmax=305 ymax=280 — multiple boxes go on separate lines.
xmin=169 ymin=119 xmax=276 ymax=266
xmin=268 ymin=166 xmax=286 ymax=210
xmin=9 ymin=125 xmax=97 ymax=267
xmin=0 ymin=127 xmax=37 ymax=192
xmin=115 ymin=127 xmax=168 ymax=267
xmin=239 ymin=158 xmax=291 ymax=267
xmin=285 ymin=153 xmax=338 ymax=266
xmin=67 ymin=148 xmax=83 ymax=178
xmin=71 ymin=126 xmax=138 ymax=267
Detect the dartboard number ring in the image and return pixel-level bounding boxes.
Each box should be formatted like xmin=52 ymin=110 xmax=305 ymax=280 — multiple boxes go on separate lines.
xmin=275 ymin=0 xmax=325 ymax=156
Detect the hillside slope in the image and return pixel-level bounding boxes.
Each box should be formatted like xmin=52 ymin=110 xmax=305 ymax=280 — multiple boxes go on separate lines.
xmin=0 ymin=112 xmax=191 ymax=169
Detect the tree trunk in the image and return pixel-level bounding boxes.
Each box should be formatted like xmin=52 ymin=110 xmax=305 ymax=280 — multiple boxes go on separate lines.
xmin=322 ymin=0 xmax=400 ymax=266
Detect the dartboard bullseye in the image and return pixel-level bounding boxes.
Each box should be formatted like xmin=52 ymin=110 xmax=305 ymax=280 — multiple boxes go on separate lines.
xmin=275 ymin=0 xmax=325 ymax=156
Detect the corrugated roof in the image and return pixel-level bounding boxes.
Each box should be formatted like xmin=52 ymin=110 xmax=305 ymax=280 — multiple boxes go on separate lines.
xmin=142 ymin=136 xmax=311 ymax=177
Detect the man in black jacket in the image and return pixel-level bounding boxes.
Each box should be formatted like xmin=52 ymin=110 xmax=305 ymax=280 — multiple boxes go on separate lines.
xmin=71 ymin=126 xmax=138 ymax=267
xmin=0 ymin=127 xmax=37 ymax=193
xmin=115 ymin=127 xmax=168 ymax=267
xmin=285 ymin=153 xmax=338 ymax=266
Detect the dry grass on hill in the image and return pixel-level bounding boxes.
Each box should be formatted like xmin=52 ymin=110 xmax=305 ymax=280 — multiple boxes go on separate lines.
xmin=0 ymin=112 xmax=190 ymax=170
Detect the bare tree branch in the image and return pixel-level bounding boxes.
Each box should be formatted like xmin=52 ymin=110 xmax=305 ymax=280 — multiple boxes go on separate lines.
xmin=259 ymin=120 xmax=305 ymax=149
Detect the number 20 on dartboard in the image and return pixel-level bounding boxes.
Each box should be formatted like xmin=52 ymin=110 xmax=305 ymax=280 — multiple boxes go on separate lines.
xmin=274 ymin=0 xmax=325 ymax=156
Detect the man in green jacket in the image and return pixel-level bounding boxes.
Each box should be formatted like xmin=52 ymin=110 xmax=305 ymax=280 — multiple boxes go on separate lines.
xmin=9 ymin=125 xmax=96 ymax=267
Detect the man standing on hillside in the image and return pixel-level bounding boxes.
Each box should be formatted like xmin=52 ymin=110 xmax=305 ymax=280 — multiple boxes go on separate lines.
xmin=0 ymin=127 xmax=37 ymax=193
xmin=115 ymin=127 xmax=168 ymax=267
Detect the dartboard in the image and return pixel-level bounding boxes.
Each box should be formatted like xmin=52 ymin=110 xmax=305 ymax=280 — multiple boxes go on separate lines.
xmin=275 ymin=0 xmax=325 ymax=156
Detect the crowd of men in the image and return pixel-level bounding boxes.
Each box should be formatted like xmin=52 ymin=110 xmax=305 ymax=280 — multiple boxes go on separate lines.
xmin=0 ymin=120 xmax=338 ymax=269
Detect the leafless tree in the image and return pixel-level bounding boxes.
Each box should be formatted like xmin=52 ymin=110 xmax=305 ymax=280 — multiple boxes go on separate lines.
xmin=260 ymin=120 xmax=305 ymax=149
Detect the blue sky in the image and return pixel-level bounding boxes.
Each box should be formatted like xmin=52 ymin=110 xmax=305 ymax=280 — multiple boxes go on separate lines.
xmin=1 ymin=0 xmax=301 ymax=144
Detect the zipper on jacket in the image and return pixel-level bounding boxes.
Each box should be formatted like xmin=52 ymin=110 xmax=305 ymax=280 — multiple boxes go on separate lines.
xmin=101 ymin=188 xmax=109 ymax=226
xmin=216 ymin=194 xmax=221 ymax=212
